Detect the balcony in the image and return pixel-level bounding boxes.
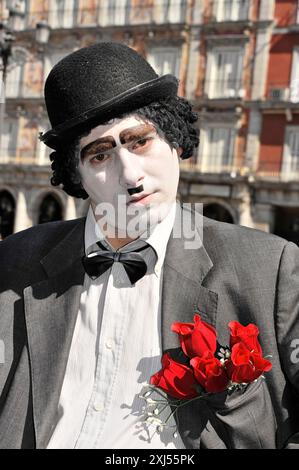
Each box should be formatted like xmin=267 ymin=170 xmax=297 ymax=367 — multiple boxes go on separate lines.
xmin=180 ymin=158 xmax=243 ymax=176
xmin=201 ymin=79 xmax=244 ymax=103
xmin=202 ymin=0 xmax=251 ymax=30
xmin=180 ymin=159 xmax=299 ymax=184
xmin=0 ymin=152 xmax=50 ymax=166
xmin=20 ymin=1 xmax=188 ymax=30
xmin=5 ymin=80 xmax=44 ymax=99
xmin=256 ymin=158 xmax=299 ymax=182
xmin=266 ymin=81 xmax=299 ymax=104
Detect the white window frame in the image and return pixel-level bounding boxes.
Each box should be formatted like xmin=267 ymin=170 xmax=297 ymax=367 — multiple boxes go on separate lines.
xmin=215 ymin=0 xmax=249 ymax=22
xmin=198 ymin=124 xmax=236 ymax=173
xmin=147 ymin=46 xmax=181 ymax=78
xmin=205 ymin=46 xmax=244 ymax=98
xmin=290 ymin=47 xmax=299 ymax=103
xmin=282 ymin=126 xmax=299 ymax=178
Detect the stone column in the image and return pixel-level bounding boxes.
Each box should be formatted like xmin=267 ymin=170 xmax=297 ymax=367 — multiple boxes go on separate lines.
xmin=238 ymin=186 xmax=255 ymax=228
xmin=65 ymin=195 xmax=77 ymax=220
xmin=185 ymin=27 xmax=201 ymax=100
xmin=14 ymin=189 xmax=32 ymax=233
xmin=245 ymin=109 xmax=262 ymax=171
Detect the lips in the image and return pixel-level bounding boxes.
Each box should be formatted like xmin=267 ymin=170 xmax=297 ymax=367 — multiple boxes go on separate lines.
xmin=127 ymin=193 xmax=153 ymax=205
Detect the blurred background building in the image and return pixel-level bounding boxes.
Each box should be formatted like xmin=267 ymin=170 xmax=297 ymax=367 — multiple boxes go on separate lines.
xmin=0 ymin=0 xmax=299 ymax=244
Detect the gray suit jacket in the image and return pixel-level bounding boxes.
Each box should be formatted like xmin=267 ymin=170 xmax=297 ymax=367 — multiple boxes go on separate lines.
xmin=0 ymin=205 xmax=299 ymax=449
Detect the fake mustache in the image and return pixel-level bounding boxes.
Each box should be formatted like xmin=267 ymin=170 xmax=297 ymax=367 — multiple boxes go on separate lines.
xmin=127 ymin=184 xmax=144 ymax=196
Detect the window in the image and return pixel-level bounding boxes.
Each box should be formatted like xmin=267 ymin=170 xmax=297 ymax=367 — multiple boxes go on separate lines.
xmin=22 ymin=60 xmax=44 ymax=98
xmin=5 ymin=62 xmax=23 ymax=98
xmin=154 ymin=0 xmax=186 ymax=24
xmin=18 ymin=118 xmax=38 ymax=161
xmin=147 ymin=47 xmax=181 ymax=78
xmin=215 ymin=0 xmax=249 ymax=21
xmin=26 ymin=0 xmax=49 ymax=28
xmin=282 ymin=127 xmax=299 ymax=177
xmin=290 ymin=47 xmax=299 ymax=103
xmin=48 ymin=0 xmax=77 ymax=28
xmin=7 ymin=1 xmax=26 ymax=30
xmin=206 ymin=47 xmax=244 ymax=98
xmin=77 ymin=0 xmax=98 ymax=25
xmin=0 ymin=119 xmax=18 ymax=163
xmin=199 ymin=126 xmax=236 ymax=172
xmin=99 ymin=0 xmax=129 ymax=26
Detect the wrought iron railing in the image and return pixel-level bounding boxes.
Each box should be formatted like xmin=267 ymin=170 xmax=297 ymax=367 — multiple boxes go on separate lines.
xmin=204 ymin=79 xmax=244 ymax=99
xmin=203 ymin=0 xmax=250 ymax=23
xmin=17 ymin=1 xmax=188 ymax=30
xmin=180 ymin=159 xmax=299 ymax=182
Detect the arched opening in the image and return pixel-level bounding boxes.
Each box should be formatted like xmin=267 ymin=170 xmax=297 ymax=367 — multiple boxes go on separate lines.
xmin=273 ymin=206 xmax=299 ymax=246
xmin=203 ymin=203 xmax=234 ymax=224
xmin=38 ymin=194 xmax=63 ymax=224
xmin=0 ymin=191 xmax=15 ymax=240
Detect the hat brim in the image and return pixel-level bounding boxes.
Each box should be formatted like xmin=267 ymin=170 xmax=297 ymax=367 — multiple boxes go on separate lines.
xmin=40 ymin=74 xmax=179 ymax=149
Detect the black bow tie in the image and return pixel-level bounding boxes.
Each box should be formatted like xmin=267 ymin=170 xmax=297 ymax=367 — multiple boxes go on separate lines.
xmin=82 ymin=241 xmax=149 ymax=285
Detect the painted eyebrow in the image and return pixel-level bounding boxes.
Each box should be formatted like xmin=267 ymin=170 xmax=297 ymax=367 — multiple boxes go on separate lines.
xmin=80 ymin=123 xmax=156 ymax=160
xmin=80 ymin=136 xmax=116 ymax=160
xmin=119 ymin=123 xmax=156 ymax=144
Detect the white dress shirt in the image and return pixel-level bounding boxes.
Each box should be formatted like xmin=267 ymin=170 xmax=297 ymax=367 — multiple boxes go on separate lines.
xmin=47 ymin=202 xmax=185 ymax=449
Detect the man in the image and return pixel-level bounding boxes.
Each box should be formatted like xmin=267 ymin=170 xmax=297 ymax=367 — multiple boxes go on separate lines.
xmin=0 ymin=42 xmax=299 ymax=449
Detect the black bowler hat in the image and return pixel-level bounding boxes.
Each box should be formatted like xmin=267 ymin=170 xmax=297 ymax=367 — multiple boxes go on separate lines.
xmin=40 ymin=42 xmax=179 ymax=149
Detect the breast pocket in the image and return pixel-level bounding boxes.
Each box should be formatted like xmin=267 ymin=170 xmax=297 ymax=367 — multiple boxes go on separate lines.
xmin=200 ymin=379 xmax=277 ymax=449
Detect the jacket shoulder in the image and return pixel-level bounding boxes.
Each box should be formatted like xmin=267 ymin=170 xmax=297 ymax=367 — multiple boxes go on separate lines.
xmin=203 ymin=215 xmax=288 ymax=250
xmin=201 ymin=215 xmax=292 ymax=274
xmin=0 ymin=218 xmax=85 ymax=271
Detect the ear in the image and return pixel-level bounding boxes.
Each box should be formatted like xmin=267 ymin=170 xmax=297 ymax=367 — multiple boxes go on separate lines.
xmin=177 ymin=147 xmax=183 ymax=158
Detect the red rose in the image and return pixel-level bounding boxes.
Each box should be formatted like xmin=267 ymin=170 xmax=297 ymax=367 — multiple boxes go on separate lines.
xmin=226 ymin=342 xmax=272 ymax=383
xmin=150 ymin=352 xmax=199 ymax=400
xmin=228 ymin=321 xmax=262 ymax=355
xmin=190 ymin=351 xmax=229 ymax=393
xmin=171 ymin=314 xmax=217 ymax=359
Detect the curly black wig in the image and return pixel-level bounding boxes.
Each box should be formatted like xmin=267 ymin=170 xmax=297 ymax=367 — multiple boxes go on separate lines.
xmin=49 ymin=95 xmax=199 ymax=199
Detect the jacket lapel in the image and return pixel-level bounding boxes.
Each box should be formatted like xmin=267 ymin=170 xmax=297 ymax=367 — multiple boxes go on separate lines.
xmin=23 ymin=219 xmax=86 ymax=449
xmin=161 ymin=204 xmax=218 ymax=448
xmin=161 ymin=204 xmax=218 ymax=352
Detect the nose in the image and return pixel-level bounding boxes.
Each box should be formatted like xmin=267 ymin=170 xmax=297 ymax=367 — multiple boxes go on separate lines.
xmin=117 ymin=147 xmax=145 ymax=189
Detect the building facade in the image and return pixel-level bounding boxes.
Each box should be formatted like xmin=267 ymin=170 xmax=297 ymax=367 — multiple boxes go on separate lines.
xmin=0 ymin=0 xmax=299 ymax=244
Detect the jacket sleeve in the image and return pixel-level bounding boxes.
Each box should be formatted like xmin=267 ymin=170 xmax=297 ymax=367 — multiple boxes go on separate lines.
xmin=275 ymin=241 xmax=299 ymax=448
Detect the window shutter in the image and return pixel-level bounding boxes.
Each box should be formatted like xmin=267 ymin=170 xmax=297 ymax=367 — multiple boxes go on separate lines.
xmin=201 ymin=127 xmax=235 ymax=172
xmin=283 ymin=128 xmax=299 ymax=175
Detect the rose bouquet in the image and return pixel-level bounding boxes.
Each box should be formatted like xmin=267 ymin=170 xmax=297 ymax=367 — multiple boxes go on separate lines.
xmin=140 ymin=314 xmax=272 ymax=436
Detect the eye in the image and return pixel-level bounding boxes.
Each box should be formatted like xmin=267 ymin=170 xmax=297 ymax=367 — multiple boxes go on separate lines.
xmin=132 ymin=137 xmax=153 ymax=151
xmin=90 ymin=154 xmax=110 ymax=163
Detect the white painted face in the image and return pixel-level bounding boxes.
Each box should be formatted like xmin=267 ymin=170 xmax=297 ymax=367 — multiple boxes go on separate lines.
xmin=78 ymin=115 xmax=181 ymax=239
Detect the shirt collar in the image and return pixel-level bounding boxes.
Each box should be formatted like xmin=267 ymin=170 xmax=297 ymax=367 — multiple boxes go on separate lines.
xmin=84 ymin=202 xmax=177 ymax=276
